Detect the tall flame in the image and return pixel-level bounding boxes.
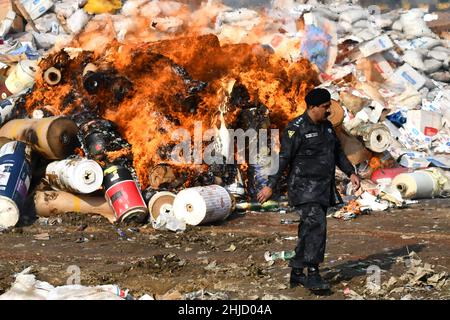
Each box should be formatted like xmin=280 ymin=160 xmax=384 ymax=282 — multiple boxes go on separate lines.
xmin=23 ymin=1 xmax=319 ymax=189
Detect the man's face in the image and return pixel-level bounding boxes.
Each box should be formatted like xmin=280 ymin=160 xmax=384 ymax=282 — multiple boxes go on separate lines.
xmin=317 ymin=101 xmax=332 ymax=122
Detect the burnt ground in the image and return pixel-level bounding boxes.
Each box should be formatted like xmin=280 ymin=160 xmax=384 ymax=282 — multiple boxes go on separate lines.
xmin=1 ymin=199 xmax=450 ymax=300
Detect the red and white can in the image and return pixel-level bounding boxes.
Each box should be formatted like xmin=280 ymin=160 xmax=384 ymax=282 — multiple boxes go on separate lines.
xmin=103 ymin=165 xmax=148 ymax=223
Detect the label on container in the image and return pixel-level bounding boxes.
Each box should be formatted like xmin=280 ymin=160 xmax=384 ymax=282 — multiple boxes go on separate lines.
xmin=0 ymin=165 xmax=11 ymax=187
xmin=105 ymin=180 xmax=146 ymax=220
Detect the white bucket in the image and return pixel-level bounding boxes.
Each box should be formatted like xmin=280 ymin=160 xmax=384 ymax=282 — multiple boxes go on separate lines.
xmin=4 ymin=60 xmax=38 ymax=95
xmin=0 ymin=197 xmax=20 ymax=229
xmin=45 ymin=158 xmax=103 ymax=194
xmin=173 ymin=185 xmax=232 ymax=226
xmin=393 ymin=170 xmax=440 ymax=199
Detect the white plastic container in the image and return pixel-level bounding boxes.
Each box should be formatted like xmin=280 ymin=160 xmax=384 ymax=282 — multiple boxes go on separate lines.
xmin=4 ymin=60 xmax=38 ymax=95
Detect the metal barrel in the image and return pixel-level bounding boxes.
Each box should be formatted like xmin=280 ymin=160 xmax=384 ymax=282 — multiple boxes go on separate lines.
xmin=0 ymin=141 xmax=32 ymax=228
xmin=84 ymin=132 xmax=107 ymax=160
xmin=0 ymin=97 xmax=16 ymax=126
xmin=103 ymin=165 xmax=148 ymax=224
xmin=0 ymin=116 xmax=79 ymax=159
xmin=45 ymin=158 xmax=104 ymax=194
xmin=34 ymin=190 xmax=116 ymax=223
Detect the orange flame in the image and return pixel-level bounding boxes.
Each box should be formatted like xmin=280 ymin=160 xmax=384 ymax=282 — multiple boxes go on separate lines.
xmin=24 ymin=3 xmax=319 ymax=189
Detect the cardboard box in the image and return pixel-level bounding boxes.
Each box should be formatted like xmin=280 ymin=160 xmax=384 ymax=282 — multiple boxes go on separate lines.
xmin=406 ymin=110 xmax=443 ymax=137
xmin=359 ymin=34 xmax=394 ymax=58
xmin=20 ymin=0 xmax=54 ymax=20
xmin=357 ymin=53 xmax=394 ymax=82
xmin=399 ymin=152 xmax=431 ymax=169
xmin=391 ymin=63 xmax=427 ymax=90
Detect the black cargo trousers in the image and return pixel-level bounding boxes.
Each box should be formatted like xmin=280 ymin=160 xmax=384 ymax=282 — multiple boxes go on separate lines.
xmin=288 ymin=203 xmax=328 ymax=269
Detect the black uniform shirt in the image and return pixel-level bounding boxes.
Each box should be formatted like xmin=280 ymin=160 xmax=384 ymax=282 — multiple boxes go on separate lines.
xmin=268 ymin=112 xmax=355 ymax=207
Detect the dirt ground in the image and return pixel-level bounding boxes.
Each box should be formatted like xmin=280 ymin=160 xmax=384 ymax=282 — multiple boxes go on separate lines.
xmin=1 ymin=198 xmax=450 ymax=300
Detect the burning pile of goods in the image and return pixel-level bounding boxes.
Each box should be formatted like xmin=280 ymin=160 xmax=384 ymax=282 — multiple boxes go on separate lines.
xmin=1 ymin=0 xmax=450 ymax=229
xmin=0 ymin=0 xmax=321 ymax=230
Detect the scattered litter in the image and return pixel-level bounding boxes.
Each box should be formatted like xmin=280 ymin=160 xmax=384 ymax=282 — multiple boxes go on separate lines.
xmin=264 ymin=250 xmax=295 ymax=262
xmin=75 ymin=236 xmax=89 ymax=243
xmin=280 ymin=219 xmax=300 ymax=225
xmin=34 ymin=233 xmax=50 ymax=241
xmin=0 ymin=267 xmax=136 ymax=300
xmin=224 ymin=244 xmax=236 ymax=252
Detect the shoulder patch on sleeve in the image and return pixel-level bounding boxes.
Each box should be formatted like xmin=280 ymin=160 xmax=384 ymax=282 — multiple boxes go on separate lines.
xmin=293 ymin=118 xmax=303 ymax=127
xmin=288 ymin=130 xmax=295 ymax=138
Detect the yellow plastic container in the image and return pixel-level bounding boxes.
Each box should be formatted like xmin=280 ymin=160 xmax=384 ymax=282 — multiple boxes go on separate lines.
xmin=84 ymin=0 xmax=122 ymax=14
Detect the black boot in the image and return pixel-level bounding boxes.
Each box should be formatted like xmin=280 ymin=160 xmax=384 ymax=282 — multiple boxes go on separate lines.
xmin=306 ymin=266 xmax=330 ymax=291
xmin=290 ymin=268 xmax=306 ymax=288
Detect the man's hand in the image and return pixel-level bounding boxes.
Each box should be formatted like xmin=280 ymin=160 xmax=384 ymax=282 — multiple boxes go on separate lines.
xmin=350 ymin=173 xmax=360 ymax=191
xmin=257 ymin=186 xmax=273 ymax=204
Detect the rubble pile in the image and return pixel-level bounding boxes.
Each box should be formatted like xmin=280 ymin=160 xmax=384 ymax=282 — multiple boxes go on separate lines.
xmin=0 ymin=0 xmax=449 ymax=233
xmin=344 ymin=251 xmax=448 ymax=300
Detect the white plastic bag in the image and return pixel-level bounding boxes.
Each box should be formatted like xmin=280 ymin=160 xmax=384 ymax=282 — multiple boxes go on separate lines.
xmin=430 ymin=71 xmax=450 ymax=83
xmin=140 ymin=1 xmax=163 ymax=18
xmin=25 ymin=13 xmax=61 ymax=34
xmin=403 ymin=50 xmax=425 ymax=70
xmin=340 ymin=9 xmax=368 ymax=24
xmin=157 ymin=0 xmax=184 ymax=16
xmin=0 ymin=268 xmax=128 ymax=300
xmin=121 ymin=0 xmax=148 ymax=16
xmin=428 ymin=50 xmax=448 ymax=62
xmin=151 ymin=17 xmax=184 ymax=33
xmin=47 ymin=285 xmax=124 ymax=300
xmin=32 ymin=32 xmax=58 ymax=49
xmin=352 ymin=19 xmax=370 ymax=29
xmin=312 ymin=7 xmax=339 ymax=21
xmin=0 ymin=268 xmax=53 ymax=300
xmin=54 ymin=0 xmax=81 ymax=18
xmin=400 ymin=9 xmax=433 ymax=37
xmin=422 ymin=59 xmax=442 ymax=74
xmin=66 ymin=9 xmax=90 ymax=34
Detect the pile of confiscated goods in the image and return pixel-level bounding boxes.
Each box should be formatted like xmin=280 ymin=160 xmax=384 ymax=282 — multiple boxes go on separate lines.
xmin=0 ymin=0 xmax=450 ymax=232
xmin=281 ymin=0 xmax=450 ymax=220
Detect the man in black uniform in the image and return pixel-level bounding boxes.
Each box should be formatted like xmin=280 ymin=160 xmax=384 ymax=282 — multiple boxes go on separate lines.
xmin=257 ymin=88 xmax=360 ymax=292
